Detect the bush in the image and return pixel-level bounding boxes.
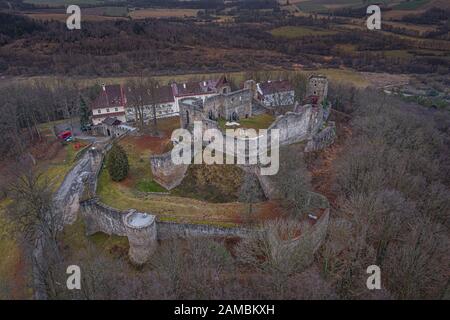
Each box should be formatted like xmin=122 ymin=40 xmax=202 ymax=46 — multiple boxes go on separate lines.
xmin=106 ymin=143 xmax=129 ymax=182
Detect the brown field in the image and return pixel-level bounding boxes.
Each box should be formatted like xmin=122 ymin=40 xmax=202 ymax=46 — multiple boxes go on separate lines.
xmin=384 ymin=21 xmax=438 ymax=33
xmin=4 ymin=67 xmax=373 ymax=90
xmin=25 ymin=13 xmax=126 ymax=22
xmin=129 ymin=8 xmax=199 ymax=20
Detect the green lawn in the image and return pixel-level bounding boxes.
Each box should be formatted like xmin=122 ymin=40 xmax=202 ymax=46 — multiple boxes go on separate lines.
xmin=296 ymin=1 xmax=328 ymax=13
xmin=109 ymin=136 xmax=168 ymax=193
xmin=102 ymin=6 xmax=128 ymax=17
xmin=239 ymin=113 xmax=276 ymax=130
xmin=219 ymin=113 xmax=275 ymax=131
xmin=135 ymin=179 xmax=167 ymax=193
xmin=270 ymin=26 xmax=337 ymax=39
xmin=394 ymin=0 xmax=430 ymax=10
xmin=61 ymin=216 xmax=129 ymax=258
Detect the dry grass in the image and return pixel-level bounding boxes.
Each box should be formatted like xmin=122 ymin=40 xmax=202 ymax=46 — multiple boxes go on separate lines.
xmin=25 ymin=13 xmax=127 ymax=22
xmin=314 ymin=68 xmax=369 ymax=88
xmin=270 ymin=26 xmax=337 ymax=39
xmin=129 ymin=8 xmax=199 ymax=19
xmin=0 ymin=199 xmax=30 ymax=299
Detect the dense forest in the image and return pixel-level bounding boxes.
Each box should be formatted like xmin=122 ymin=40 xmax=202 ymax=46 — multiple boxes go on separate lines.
xmin=0 ymin=11 xmax=449 ymax=76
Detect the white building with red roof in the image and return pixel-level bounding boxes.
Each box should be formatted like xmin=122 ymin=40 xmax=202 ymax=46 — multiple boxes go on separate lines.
xmin=257 ymin=79 xmax=295 ymax=108
xmin=91 ymin=84 xmax=127 ymax=125
xmin=171 ymin=75 xmax=231 ymax=111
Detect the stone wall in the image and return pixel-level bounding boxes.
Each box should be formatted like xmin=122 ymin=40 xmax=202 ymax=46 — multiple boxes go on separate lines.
xmin=307 ymin=75 xmax=329 ymax=105
xmin=203 ymin=89 xmax=253 ymax=120
xmin=80 ymin=198 xmax=128 ymax=236
xmin=157 ymin=221 xmax=250 ymax=240
xmin=305 ymin=122 xmax=336 ymax=153
xmin=150 ymin=150 xmax=189 ymax=190
xmin=80 ymin=196 xmax=329 ymax=254
xmin=80 ymin=197 xmax=250 ymax=239
xmin=80 ymin=186 xmax=330 ymax=266
xmin=267 ymin=106 xmax=323 ymax=146
xmin=124 ymin=210 xmax=157 ymax=265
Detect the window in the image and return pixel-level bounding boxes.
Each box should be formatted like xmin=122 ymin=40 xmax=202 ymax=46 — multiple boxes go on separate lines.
xmin=97 ymin=110 xmax=101 ymax=114
xmin=115 ymin=107 xmax=118 ymax=112
xmin=106 ymin=108 xmax=110 ymax=113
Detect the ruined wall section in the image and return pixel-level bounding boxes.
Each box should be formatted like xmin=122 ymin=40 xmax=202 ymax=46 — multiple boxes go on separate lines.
xmin=80 ymin=198 xmax=128 ymax=236
xmin=269 ymin=106 xmax=321 ymax=145
xmin=305 ymin=122 xmax=337 ymax=153
xmin=150 ymin=151 xmax=189 ymax=191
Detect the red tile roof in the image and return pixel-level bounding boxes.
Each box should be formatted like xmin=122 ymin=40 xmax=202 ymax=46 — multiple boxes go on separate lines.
xmin=91 ymin=84 xmax=126 ymax=110
xmin=259 ymin=80 xmax=294 ymax=95
xmin=154 ymin=85 xmax=175 ymax=104
xmin=171 ymin=76 xmax=228 ymax=97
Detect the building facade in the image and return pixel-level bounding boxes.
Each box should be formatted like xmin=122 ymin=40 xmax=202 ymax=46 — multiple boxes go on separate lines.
xmin=91 ymin=84 xmax=127 ymax=126
xmin=171 ymin=75 xmax=232 ymax=111
xmin=125 ymin=85 xmax=177 ymax=122
xmin=306 ymin=75 xmax=329 ymax=105
xmin=257 ymin=80 xmax=295 ymax=108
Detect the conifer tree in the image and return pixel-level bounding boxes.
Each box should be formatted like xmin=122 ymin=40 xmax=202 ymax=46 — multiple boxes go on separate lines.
xmin=107 ymin=143 xmax=129 ymax=182
xmin=79 ymin=96 xmax=90 ymax=129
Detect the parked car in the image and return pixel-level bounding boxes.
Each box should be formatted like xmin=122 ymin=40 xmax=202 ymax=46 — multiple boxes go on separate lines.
xmin=57 ymin=130 xmax=72 ymax=140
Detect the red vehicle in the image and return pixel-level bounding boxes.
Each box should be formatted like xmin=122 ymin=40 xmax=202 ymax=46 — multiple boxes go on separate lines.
xmin=57 ymin=130 xmax=72 ymax=140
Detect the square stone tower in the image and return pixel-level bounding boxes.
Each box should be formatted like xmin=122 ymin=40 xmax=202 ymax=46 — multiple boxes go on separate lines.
xmin=307 ymin=75 xmax=328 ymax=105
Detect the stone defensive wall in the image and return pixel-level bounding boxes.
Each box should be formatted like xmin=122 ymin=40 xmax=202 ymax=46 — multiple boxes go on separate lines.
xmin=149 ymin=150 xmax=189 ymax=190
xmin=79 ymin=193 xmax=330 ymax=265
xmin=149 ymin=104 xmax=333 ymax=191
xmin=305 ymin=122 xmax=337 ymax=153
xmin=80 ymin=197 xmax=250 ymax=240
xmin=78 ymin=141 xmax=331 ymax=265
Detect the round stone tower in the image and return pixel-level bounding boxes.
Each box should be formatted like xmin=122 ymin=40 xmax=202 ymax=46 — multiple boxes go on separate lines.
xmin=123 ymin=210 xmax=157 ymax=265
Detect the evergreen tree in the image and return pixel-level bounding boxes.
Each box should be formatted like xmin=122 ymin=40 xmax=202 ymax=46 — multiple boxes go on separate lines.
xmin=107 ymin=143 xmax=129 ymax=182
xmin=79 ymin=96 xmax=90 ymax=129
